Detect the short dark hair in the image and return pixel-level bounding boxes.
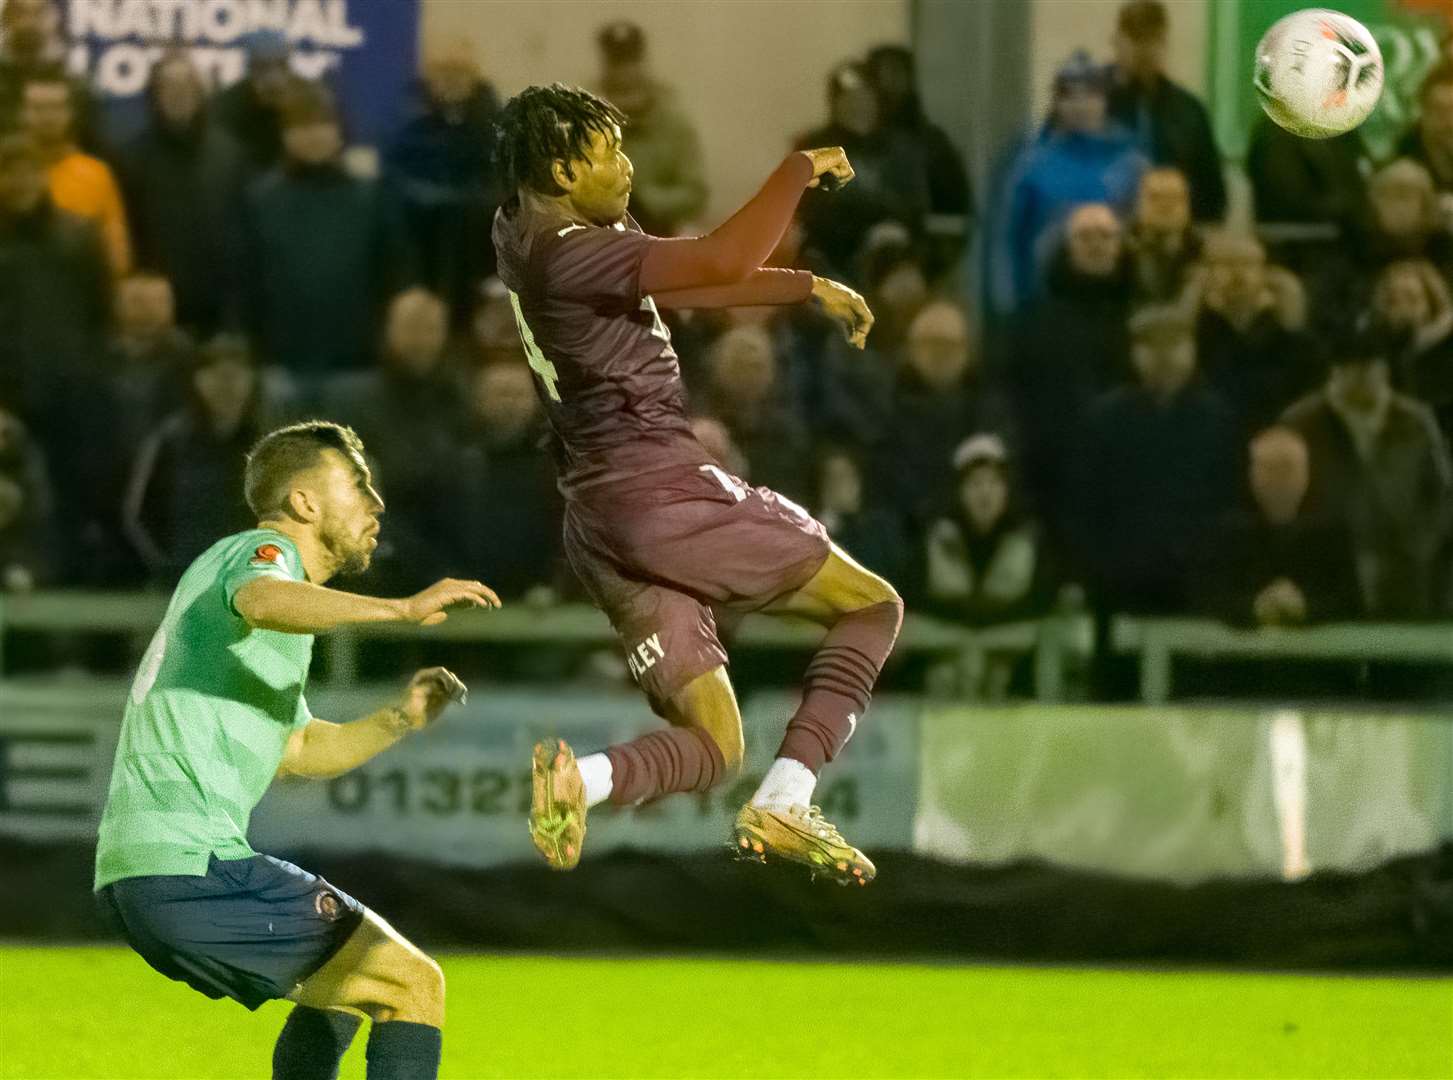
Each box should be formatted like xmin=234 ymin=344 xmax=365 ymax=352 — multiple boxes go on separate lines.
xmin=1118 ymin=0 xmax=1168 ymax=40
xmin=494 ymin=83 xmax=626 ymax=202
xmin=596 ymin=20 xmax=645 ymax=64
xmin=243 ymin=421 xmax=366 ymax=518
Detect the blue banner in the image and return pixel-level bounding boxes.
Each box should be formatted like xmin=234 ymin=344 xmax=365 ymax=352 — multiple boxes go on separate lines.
xmin=62 ymin=0 xmax=419 ymax=145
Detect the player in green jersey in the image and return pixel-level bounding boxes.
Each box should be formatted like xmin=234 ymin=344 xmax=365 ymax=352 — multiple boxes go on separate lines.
xmin=94 ymin=420 xmax=499 ymax=1080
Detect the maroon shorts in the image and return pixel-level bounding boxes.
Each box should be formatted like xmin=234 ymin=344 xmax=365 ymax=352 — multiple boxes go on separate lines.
xmin=563 ymin=462 xmax=831 ymax=713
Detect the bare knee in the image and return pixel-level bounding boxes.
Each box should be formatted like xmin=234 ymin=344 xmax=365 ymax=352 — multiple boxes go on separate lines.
xmin=371 ymin=954 xmax=445 ymax=1028
xmin=415 ymin=956 xmax=445 ymax=1025
xmin=668 ymin=667 xmax=744 ymax=779
xmin=708 ymin=722 xmax=745 ymax=775
xmin=843 ymin=573 xmax=902 ymax=621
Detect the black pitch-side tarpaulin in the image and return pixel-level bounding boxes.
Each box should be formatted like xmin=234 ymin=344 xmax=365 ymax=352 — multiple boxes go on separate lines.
xmin=4 ymin=839 xmax=1451 ymax=970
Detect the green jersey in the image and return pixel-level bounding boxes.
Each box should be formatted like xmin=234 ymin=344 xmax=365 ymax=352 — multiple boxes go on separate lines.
xmin=94 ymin=529 xmax=314 ymax=890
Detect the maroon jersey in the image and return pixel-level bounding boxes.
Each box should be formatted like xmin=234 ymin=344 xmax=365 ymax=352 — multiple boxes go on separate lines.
xmin=493 ymin=203 xmax=703 ymax=495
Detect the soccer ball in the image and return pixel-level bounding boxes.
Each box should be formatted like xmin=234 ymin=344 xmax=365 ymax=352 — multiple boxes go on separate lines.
xmin=1254 ymin=8 xmax=1384 ymax=139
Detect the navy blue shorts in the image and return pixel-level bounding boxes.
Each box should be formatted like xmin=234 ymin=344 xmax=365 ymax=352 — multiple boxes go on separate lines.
xmin=95 ymin=854 xmax=365 ymax=1011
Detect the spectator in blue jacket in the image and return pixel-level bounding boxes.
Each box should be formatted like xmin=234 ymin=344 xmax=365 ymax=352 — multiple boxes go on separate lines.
xmin=995 ymin=50 xmax=1147 ymax=312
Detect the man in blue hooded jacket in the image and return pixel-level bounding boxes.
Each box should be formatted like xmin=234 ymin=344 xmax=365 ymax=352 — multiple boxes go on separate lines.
xmin=996 ymin=51 xmax=1146 ymax=312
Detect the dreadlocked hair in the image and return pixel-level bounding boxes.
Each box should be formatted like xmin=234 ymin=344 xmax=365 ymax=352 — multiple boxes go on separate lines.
xmin=494 ymin=83 xmax=626 ymax=210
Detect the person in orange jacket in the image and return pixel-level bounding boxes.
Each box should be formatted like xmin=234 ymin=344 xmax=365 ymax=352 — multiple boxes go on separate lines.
xmin=19 ymin=71 xmax=131 ymax=275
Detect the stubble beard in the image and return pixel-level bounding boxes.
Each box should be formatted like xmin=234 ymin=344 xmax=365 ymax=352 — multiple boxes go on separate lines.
xmin=321 ymin=516 xmax=371 ymax=577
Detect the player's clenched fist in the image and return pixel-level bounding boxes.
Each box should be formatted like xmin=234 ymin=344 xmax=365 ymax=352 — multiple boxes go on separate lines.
xmin=810 ymin=275 xmax=874 ymax=349
xmin=397 ymin=667 xmax=468 ymax=730
xmin=399 ymin=578 xmax=501 ymax=625
xmin=800 ymin=146 xmax=855 ymax=190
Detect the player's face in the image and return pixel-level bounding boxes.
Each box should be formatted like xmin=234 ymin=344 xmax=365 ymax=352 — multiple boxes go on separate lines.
xmin=559 ymin=126 xmax=633 ymax=226
xmin=315 ymin=450 xmax=384 ymax=575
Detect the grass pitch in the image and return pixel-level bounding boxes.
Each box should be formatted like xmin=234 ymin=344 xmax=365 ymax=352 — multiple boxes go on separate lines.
xmin=0 ymin=947 xmax=1448 ymax=1079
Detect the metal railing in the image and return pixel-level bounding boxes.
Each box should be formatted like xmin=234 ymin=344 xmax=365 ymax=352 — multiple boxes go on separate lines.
xmin=2 ymin=591 xmax=1450 ymax=703
xmin=0 ymin=591 xmax=1077 ymax=700
xmin=1112 ymin=617 xmax=1453 ymax=704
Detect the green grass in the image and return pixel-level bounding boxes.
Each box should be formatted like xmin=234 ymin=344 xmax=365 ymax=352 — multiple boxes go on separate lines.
xmin=0 ymin=947 xmax=1448 ymax=1079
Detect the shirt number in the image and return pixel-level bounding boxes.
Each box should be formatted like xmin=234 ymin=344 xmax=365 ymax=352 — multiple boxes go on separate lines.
xmin=508 ymin=289 xmax=561 ymax=403
xmin=641 ymin=296 xmax=669 ymax=342
xmin=700 ymin=463 xmax=747 ymax=502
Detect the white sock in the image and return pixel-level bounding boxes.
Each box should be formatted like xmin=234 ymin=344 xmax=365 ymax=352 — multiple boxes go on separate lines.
xmin=750 ymin=757 xmax=817 ymax=811
xmin=577 ymin=752 xmax=613 ymax=808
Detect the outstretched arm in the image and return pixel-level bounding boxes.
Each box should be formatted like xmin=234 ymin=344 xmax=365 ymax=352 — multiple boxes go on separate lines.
xmin=637 ymin=148 xmax=852 ymax=294
xmin=279 ymin=668 xmax=467 ymax=780
xmin=234 ymin=576 xmax=500 ymax=634
xmin=654 ymin=272 xmax=873 ymax=349
xmin=651 ymin=267 xmax=814 ymax=310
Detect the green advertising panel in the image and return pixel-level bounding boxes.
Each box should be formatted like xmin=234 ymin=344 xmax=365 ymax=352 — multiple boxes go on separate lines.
xmin=1210 ymin=0 xmax=1449 ymax=159
xmin=916 ymin=705 xmax=1453 ymax=884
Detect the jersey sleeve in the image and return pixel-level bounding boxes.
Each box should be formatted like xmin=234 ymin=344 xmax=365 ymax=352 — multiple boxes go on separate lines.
xmin=535 ymin=223 xmax=653 ymax=311
xmin=222 ymin=538 xmax=303 ymax=618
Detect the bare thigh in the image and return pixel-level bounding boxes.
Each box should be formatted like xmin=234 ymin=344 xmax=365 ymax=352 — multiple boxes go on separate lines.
xmin=663 ymin=664 xmax=745 ymax=770
xmin=761 ymin=543 xmax=900 ymax=627
xmin=289 ymin=908 xmax=445 ymax=1027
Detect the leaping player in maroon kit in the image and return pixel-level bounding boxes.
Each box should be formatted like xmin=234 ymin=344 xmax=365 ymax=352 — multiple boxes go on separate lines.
xmin=493 ymin=85 xmax=902 ymax=885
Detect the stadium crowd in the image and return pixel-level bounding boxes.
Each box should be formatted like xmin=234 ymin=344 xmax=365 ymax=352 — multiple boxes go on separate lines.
xmin=1 ymin=0 xmax=1452 ymax=691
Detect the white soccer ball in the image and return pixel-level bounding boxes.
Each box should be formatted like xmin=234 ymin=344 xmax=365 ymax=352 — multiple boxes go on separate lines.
xmin=1254 ymin=8 xmax=1384 ymax=139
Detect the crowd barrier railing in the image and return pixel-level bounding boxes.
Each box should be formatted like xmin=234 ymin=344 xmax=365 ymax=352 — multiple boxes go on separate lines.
xmin=0 ymin=591 xmax=1075 ymax=699
xmin=3 ymin=593 xmax=1451 ymax=704
xmin=1112 ymin=616 xmax=1453 ymax=704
